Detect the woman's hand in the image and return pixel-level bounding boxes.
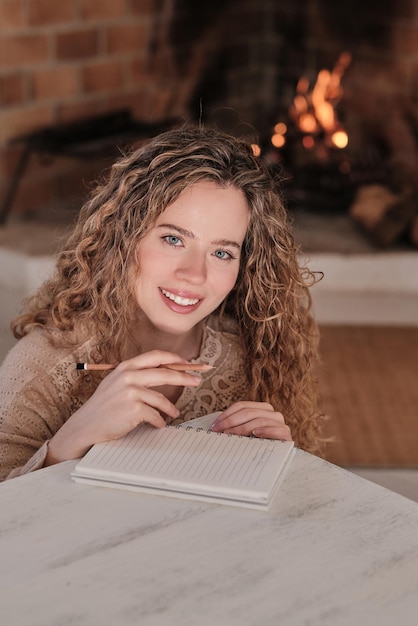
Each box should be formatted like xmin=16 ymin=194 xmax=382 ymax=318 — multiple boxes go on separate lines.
xmin=211 ymin=401 xmax=292 ymax=441
xmin=46 ymin=351 xmax=201 ymax=464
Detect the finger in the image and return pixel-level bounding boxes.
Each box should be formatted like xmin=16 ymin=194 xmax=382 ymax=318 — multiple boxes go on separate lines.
xmin=251 ymin=424 xmax=293 ymax=441
xmin=109 ymin=366 xmax=202 ymax=390
xmin=119 ymin=350 xmax=189 ymax=371
xmin=220 ymin=420 xmax=292 ymax=440
xmin=127 ymin=386 xmax=180 ymax=421
xmin=213 ymin=407 xmax=282 ymax=431
xmin=135 ymin=405 xmax=167 ymax=430
xmin=101 ymin=404 xmax=167 ymax=443
xmin=215 ymin=401 xmax=274 ymax=422
xmin=163 ymin=363 xmax=213 ymax=372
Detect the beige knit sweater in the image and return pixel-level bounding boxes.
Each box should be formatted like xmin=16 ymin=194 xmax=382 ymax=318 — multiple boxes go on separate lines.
xmin=0 ymin=318 xmax=246 ymax=481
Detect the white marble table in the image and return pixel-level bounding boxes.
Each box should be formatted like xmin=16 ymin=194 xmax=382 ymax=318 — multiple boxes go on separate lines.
xmin=1 ymin=450 xmax=417 ymax=626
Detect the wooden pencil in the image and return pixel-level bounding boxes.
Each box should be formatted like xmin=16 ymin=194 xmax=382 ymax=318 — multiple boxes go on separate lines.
xmin=76 ymin=362 xmax=214 ymax=372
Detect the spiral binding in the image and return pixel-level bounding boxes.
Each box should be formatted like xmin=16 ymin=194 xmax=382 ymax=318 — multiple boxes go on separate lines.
xmin=175 ymin=423 xmax=245 ymax=437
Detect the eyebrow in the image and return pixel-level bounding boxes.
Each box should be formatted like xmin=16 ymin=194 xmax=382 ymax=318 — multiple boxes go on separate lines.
xmin=156 ymin=223 xmax=242 ymax=250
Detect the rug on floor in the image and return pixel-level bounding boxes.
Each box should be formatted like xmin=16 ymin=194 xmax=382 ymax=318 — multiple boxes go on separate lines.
xmin=317 ymin=326 xmax=418 ymax=467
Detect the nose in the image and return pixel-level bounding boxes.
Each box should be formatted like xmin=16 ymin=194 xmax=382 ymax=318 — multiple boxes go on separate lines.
xmin=175 ymin=250 xmax=207 ymax=284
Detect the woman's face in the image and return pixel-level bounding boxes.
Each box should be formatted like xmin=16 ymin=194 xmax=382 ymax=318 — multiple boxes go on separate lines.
xmin=134 ymin=181 xmax=249 ymax=337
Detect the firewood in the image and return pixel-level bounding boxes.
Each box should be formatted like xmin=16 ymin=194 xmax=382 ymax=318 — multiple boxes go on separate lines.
xmin=349 ymin=184 xmax=416 ymax=246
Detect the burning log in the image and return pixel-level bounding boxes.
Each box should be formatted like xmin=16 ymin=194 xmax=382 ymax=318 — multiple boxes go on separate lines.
xmin=269 ymin=52 xmax=418 ymax=248
xmin=349 ymin=183 xmax=417 ymax=248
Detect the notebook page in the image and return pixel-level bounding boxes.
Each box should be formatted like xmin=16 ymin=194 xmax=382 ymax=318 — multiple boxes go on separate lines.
xmin=74 ymin=424 xmax=294 ymax=503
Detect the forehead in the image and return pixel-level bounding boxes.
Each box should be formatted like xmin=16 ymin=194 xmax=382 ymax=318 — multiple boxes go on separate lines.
xmin=155 ymin=181 xmax=249 ymax=230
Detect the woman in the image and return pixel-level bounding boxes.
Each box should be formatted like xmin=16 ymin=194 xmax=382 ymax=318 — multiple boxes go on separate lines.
xmin=0 ymin=123 xmax=323 ymax=481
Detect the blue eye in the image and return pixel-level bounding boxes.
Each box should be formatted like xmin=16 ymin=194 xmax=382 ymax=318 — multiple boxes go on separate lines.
xmin=213 ymin=249 xmax=233 ymax=260
xmin=164 ymin=235 xmax=182 ymax=246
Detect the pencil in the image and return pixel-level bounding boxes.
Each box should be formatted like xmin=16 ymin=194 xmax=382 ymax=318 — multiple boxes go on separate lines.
xmin=76 ymin=362 xmax=214 ymax=372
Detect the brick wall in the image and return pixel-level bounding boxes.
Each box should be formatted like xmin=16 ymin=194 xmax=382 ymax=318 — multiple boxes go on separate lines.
xmin=0 ymin=0 xmax=203 ymax=221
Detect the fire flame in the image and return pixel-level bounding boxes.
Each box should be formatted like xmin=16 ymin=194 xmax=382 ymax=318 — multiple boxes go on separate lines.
xmin=272 ymin=51 xmax=351 ymax=154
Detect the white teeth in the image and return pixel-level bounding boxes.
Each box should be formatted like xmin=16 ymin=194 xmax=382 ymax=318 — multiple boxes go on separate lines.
xmin=161 ymin=289 xmax=199 ymax=306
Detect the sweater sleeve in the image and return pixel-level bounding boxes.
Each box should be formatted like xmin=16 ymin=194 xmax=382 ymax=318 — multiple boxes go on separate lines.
xmin=0 ymin=330 xmax=86 ymax=481
xmin=4 ymin=441 xmax=49 ymax=480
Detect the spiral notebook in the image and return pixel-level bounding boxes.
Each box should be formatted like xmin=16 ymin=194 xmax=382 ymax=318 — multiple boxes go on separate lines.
xmin=71 ymin=413 xmax=295 ymax=510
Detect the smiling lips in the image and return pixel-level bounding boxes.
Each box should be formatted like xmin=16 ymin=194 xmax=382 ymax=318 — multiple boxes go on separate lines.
xmin=161 ymin=288 xmax=201 ymax=307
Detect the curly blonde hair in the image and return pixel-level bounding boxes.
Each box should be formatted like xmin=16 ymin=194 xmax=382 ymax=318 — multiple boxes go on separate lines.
xmin=13 ymin=123 xmax=324 ymax=453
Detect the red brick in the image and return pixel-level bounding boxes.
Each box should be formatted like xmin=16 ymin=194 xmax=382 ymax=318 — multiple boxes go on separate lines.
xmin=56 ymin=99 xmax=107 ymax=124
xmin=0 ymin=73 xmax=27 ymax=107
xmin=32 ymin=66 xmax=81 ymax=100
xmin=28 ymin=0 xmax=76 ymax=26
xmin=0 ymin=0 xmax=26 ymax=29
xmin=82 ymin=60 xmax=124 ymax=93
xmin=149 ymin=90 xmax=177 ymax=119
xmin=108 ymin=90 xmax=157 ymax=120
xmin=0 ymin=104 xmax=53 ymax=144
xmin=129 ymin=57 xmax=152 ymax=84
xmin=80 ymin=0 xmax=127 ymax=20
xmin=106 ymin=23 xmax=149 ymax=54
xmin=0 ymin=34 xmax=50 ymax=68
xmin=56 ymin=29 xmax=99 ymax=61
xmin=127 ymin=0 xmax=155 ymax=16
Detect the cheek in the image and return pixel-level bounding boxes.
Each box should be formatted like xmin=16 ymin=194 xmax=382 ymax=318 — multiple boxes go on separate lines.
xmin=214 ymin=265 xmax=241 ymax=296
xmin=136 ymin=245 xmax=165 ymax=279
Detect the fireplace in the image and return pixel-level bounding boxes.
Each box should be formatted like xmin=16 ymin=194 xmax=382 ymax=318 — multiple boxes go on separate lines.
xmin=0 ymin=0 xmax=417 ymax=248
xmin=186 ymin=0 xmax=418 ymax=248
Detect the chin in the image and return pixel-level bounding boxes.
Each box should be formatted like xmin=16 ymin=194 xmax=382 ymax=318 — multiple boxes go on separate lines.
xmin=150 ymin=317 xmax=200 ymax=336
